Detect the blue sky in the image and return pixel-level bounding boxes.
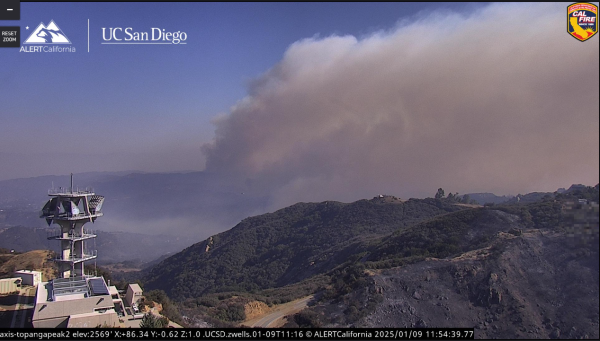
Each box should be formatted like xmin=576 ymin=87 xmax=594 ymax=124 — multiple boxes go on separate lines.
xmin=0 ymin=2 xmax=481 ymax=180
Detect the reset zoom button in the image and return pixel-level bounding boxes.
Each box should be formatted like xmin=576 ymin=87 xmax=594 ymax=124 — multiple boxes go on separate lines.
xmin=0 ymin=26 xmax=19 ymax=47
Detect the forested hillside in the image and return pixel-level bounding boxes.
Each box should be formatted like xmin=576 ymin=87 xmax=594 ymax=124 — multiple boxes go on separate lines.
xmin=144 ymin=197 xmax=466 ymax=299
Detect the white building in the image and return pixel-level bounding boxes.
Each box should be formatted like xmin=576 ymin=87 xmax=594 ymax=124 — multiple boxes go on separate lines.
xmin=32 ymin=276 xmax=119 ymax=328
xmin=0 ymin=277 xmax=22 ymax=294
xmin=124 ymin=283 xmax=143 ymax=307
xmin=15 ymin=270 xmax=43 ymax=286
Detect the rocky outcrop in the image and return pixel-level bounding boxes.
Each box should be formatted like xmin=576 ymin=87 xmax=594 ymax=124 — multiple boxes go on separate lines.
xmin=359 ymin=229 xmax=599 ymax=338
xmin=307 ymin=227 xmax=598 ymax=339
xmin=205 ymin=237 xmax=214 ymax=253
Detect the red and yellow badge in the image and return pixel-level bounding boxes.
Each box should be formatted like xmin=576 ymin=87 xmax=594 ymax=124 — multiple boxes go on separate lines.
xmin=567 ymin=2 xmax=597 ymax=42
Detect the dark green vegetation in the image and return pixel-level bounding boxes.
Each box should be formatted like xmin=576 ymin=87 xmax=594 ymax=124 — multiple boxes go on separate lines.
xmin=369 ymin=184 xmax=598 ymax=268
xmin=140 ymin=184 xmax=599 ymax=329
xmin=144 ymin=197 xmax=465 ymax=300
xmin=285 ymin=310 xmax=324 ymax=328
xmin=139 ymin=289 xmax=184 ymax=326
xmin=318 ymin=263 xmax=384 ymax=325
xmin=435 ymin=188 xmax=478 ymax=204
xmin=368 ymin=209 xmax=515 ymax=268
xmin=180 ymin=274 xmax=330 ymax=327
xmin=139 ymin=313 xmax=169 ymax=328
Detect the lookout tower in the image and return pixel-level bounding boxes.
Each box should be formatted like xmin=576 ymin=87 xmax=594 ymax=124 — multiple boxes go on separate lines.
xmin=40 ymin=174 xmax=105 ymax=278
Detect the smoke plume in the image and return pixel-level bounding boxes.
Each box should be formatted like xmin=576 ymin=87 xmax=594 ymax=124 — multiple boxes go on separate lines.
xmin=202 ymin=3 xmax=599 ymax=208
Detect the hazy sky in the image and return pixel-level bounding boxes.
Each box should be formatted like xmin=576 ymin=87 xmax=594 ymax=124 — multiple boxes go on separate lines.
xmin=1 ymin=3 xmax=598 ymax=202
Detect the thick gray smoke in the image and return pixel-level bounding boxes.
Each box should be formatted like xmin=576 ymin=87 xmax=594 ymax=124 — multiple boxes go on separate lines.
xmin=202 ymin=3 xmax=599 ymax=208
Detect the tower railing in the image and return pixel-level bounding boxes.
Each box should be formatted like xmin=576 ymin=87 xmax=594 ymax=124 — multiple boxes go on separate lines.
xmin=47 ymin=229 xmax=97 ymax=241
xmin=48 ymin=187 xmax=94 ymax=195
xmin=54 ymin=250 xmax=97 ymax=263
xmin=51 ymin=212 xmax=103 ymax=220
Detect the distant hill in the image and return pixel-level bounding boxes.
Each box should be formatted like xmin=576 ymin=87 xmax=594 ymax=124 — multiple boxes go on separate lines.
xmin=143 ymin=198 xmax=467 ymax=300
xmin=140 ymin=184 xmax=598 ymax=336
xmin=145 ymin=185 xmax=599 ymax=301
xmin=0 ymin=249 xmax=56 ymax=282
xmin=0 ymin=226 xmax=191 ymax=265
xmin=282 ymin=191 xmax=598 ymax=338
xmin=2 ymin=171 xmax=592 ymax=244
xmin=464 ymin=184 xmax=599 ymax=206
xmin=0 ymin=172 xmax=127 ymax=208
xmin=0 ymin=171 xmax=270 ymax=239
xmin=505 ymin=191 xmax=553 ymax=204
xmin=503 ymin=183 xmax=600 ymax=204
xmin=465 ymin=192 xmax=513 ymax=205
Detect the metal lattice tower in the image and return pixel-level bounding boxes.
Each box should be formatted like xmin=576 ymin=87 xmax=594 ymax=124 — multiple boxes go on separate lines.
xmin=40 ymin=174 xmax=104 ymax=278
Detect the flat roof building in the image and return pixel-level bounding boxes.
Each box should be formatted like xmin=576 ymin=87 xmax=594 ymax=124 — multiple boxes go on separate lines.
xmin=32 ymin=276 xmax=119 ymax=328
xmin=0 ymin=277 xmax=22 ymax=295
xmin=125 ymin=283 xmax=143 ymax=307
xmin=15 ymin=270 xmax=43 ymax=287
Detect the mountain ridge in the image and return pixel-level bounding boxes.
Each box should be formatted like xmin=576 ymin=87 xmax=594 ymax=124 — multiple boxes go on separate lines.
xmin=144 ymin=197 xmax=468 ymax=300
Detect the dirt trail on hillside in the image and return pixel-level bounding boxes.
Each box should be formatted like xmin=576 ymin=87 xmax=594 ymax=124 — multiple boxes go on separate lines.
xmin=243 ymin=296 xmax=314 ymax=328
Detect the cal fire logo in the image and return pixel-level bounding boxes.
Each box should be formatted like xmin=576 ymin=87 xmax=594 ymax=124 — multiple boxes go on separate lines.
xmin=24 ymin=20 xmax=71 ymax=44
xmin=567 ymin=3 xmax=597 ymax=42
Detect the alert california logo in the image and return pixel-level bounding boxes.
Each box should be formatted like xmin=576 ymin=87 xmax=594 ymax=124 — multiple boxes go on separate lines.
xmin=20 ymin=20 xmax=76 ymax=53
xmin=567 ymin=2 xmax=598 ymax=42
